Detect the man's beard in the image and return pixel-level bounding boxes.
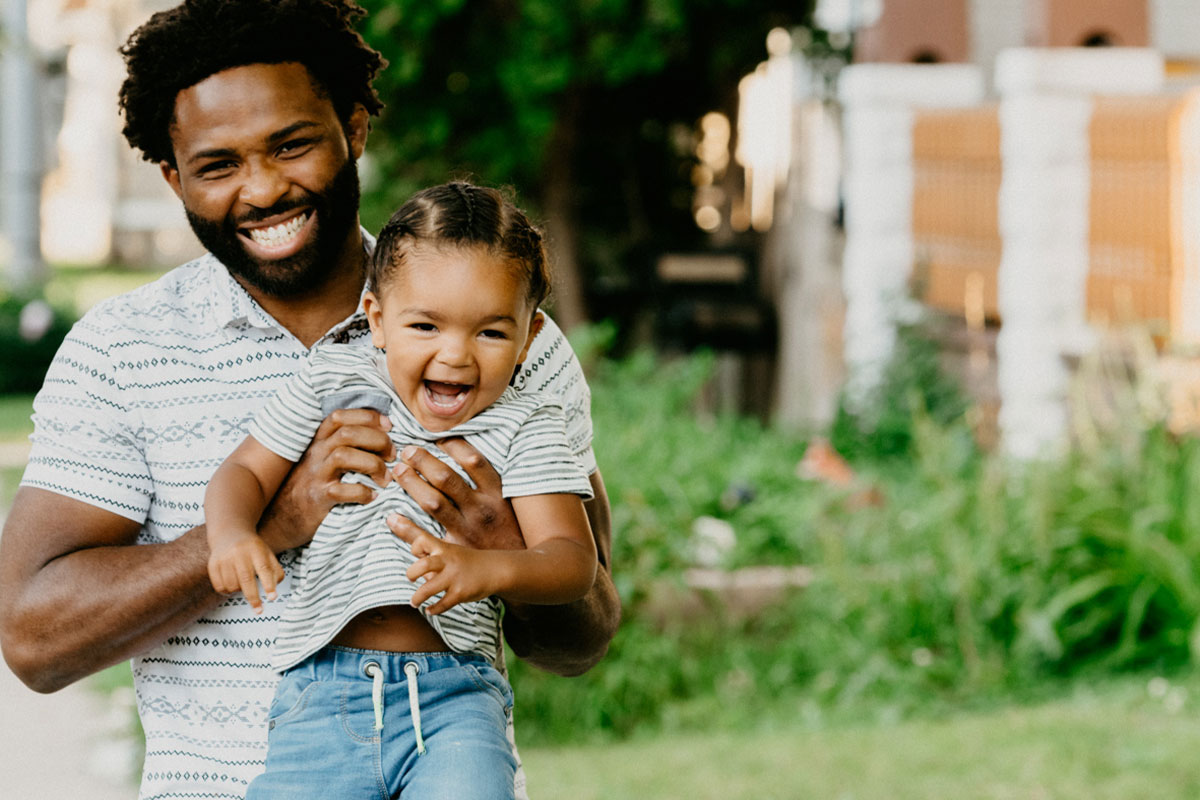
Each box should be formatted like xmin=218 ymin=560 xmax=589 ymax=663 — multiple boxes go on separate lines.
xmin=185 ymin=156 xmax=361 ymax=298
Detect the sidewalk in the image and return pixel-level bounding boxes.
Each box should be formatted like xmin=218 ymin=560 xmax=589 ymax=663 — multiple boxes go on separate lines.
xmin=0 ymin=490 xmax=137 ymax=799
xmin=0 ymin=654 xmax=136 ymax=799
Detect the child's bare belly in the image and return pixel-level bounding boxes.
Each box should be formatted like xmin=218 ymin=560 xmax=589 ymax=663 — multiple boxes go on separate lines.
xmin=330 ymin=604 xmax=452 ymax=652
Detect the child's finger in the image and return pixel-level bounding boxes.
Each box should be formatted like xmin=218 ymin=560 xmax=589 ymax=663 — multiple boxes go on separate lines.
xmin=236 ymin=562 xmax=263 ymax=613
xmin=255 ymin=553 xmax=280 ymax=601
xmin=424 ymin=593 xmax=458 ymax=616
xmin=406 ymin=556 xmax=442 ymax=584
xmin=409 ymin=574 xmax=447 ymax=610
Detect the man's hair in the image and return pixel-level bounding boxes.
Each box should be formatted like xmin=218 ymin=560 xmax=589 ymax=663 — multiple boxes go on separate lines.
xmin=119 ymin=0 xmax=386 ymax=165
xmin=369 ymin=182 xmax=552 ymax=311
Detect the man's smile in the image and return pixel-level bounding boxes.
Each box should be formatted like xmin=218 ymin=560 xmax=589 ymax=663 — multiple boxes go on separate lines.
xmin=240 ymin=210 xmax=314 ymax=257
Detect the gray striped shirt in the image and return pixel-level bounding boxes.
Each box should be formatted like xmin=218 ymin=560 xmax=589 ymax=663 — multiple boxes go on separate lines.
xmin=248 ymin=344 xmax=593 ymax=671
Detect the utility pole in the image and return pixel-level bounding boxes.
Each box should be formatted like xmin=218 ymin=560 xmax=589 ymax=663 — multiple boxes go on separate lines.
xmin=2 ymin=0 xmax=45 ymax=295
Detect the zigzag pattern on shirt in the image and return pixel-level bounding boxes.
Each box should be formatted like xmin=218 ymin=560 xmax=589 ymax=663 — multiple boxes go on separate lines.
xmin=24 ymin=455 xmax=151 ymax=481
xmin=19 ymin=478 xmax=147 ymax=514
xmin=144 ymin=750 xmax=265 ymax=767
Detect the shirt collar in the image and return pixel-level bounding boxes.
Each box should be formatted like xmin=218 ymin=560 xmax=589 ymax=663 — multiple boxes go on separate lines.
xmin=207 ymin=228 xmax=377 ymax=340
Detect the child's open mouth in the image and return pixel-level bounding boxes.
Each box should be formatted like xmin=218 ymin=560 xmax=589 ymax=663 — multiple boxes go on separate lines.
xmin=422 ymin=380 xmax=471 ymax=418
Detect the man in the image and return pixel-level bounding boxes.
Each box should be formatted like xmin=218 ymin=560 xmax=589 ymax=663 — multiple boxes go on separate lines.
xmin=0 ymin=2 xmax=619 ymax=798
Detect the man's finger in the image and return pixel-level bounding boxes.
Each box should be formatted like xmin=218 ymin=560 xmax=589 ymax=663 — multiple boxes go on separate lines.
xmin=328 ymin=482 xmax=376 ymax=506
xmin=386 ymin=515 xmax=442 ymax=558
xmin=437 ymin=437 xmax=503 ymax=495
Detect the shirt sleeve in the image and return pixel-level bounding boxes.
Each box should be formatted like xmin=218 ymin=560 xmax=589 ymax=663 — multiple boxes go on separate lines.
xmin=247 ymin=355 xmax=325 ymax=462
xmin=20 ymin=313 xmax=153 ymax=523
xmin=511 ymin=314 xmax=597 ymax=474
xmin=500 ymin=398 xmax=594 ymax=500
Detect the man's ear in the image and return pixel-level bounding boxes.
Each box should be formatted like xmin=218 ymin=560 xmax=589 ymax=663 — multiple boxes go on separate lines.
xmin=160 ymin=161 xmax=183 ymax=200
xmin=363 ymin=291 xmax=387 ymax=349
xmin=516 ymin=311 xmax=545 ymax=364
xmin=346 ymin=104 xmax=369 ymax=160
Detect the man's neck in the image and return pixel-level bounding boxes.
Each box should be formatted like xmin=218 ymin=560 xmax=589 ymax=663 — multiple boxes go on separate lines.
xmin=237 ymin=227 xmax=366 ymax=349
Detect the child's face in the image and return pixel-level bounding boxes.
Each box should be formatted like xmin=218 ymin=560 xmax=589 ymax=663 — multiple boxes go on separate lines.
xmin=363 ymin=242 xmax=543 ymax=432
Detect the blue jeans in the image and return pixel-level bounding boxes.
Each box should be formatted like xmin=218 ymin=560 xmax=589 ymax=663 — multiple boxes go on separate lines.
xmin=246 ymin=647 xmax=517 ymax=800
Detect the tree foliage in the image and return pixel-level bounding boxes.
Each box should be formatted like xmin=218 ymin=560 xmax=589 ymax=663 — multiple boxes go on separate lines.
xmin=357 ymin=0 xmax=809 ymax=327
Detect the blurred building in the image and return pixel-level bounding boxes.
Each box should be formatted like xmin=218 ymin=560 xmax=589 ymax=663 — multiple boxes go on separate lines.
xmin=16 ymin=0 xmax=199 ymax=268
xmin=855 ymin=1 xmax=1200 ymax=78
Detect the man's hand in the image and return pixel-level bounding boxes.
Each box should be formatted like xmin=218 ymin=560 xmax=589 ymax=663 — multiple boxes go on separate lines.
xmin=259 ymin=408 xmax=395 ymax=553
xmin=385 ymin=441 xmax=620 ymax=677
xmin=389 ymin=438 xmax=521 ymax=550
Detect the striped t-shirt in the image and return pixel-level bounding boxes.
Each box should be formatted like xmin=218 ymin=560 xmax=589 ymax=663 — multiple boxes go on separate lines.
xmin=248 ymin=344 xmax=593 ymax=671
xmin=20 ymin=245 xmax=595 ymax=800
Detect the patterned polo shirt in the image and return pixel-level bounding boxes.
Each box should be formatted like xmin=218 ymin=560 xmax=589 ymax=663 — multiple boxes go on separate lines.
xmin=20 ymin=245 xmax=594 ymax=800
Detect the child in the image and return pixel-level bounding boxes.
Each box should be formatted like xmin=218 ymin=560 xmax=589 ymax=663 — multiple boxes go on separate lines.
xmin=203 ymin=182 xmax=597 ymax=799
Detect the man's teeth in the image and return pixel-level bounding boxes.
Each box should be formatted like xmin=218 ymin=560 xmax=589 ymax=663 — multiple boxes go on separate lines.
xmin=247 ymin=214 xmax=307 ymax=246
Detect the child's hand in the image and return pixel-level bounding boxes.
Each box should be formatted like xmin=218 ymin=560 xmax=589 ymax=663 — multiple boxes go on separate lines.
xmin=207 ymin=534 xmax=285 ymax=615
xmin=395 ymin=520 xmax=499 ymax=615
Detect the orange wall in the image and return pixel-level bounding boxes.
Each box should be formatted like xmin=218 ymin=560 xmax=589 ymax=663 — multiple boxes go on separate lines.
xmin=854 ymin=0 xmax=970 ymax=63
xmin=1028 ymin=0 xmax=1148 ymax=47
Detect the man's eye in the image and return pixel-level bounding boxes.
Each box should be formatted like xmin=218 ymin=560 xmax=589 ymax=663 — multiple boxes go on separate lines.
xmin=279 ymin=138 xmax=316 ymax=156
xmin=196 ymin=161 xmax=235 ymax=177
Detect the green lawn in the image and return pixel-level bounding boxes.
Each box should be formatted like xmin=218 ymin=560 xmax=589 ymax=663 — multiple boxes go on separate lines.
xmin=521 ymin=675 xmax=1200 ymax=800
xmin=0 ymin=393 xmax=33 ymax=508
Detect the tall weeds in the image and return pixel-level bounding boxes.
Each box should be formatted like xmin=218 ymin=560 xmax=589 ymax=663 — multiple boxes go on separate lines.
xmin=509 ymin=330 xmax=1200 ymax=742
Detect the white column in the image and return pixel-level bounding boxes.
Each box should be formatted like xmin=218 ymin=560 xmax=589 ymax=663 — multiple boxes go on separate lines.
xmin=838 ymin=64 xmax=984 ymax=413
xmin=1 ymin=0 xmax=44 ymax=293
xmin=994 ymin=47 xmax=1164 ymax=459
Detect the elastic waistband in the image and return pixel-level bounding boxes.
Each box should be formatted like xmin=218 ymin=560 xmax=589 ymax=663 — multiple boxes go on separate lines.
xmin=288 ymin=646 xmax=490 ymax=683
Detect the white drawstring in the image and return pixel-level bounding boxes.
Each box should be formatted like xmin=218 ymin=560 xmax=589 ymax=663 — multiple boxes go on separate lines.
xmin=404 ymin=662 xmax=427 ymax=756
xmin=364 ymin=662 xmax=384 ymax=731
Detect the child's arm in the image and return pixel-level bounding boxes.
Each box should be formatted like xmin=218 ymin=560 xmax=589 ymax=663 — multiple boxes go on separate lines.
xmin=204 ymin=437 xmax=296 ymax=613
xmin=399 ymin=493 xmax=597 ymax=616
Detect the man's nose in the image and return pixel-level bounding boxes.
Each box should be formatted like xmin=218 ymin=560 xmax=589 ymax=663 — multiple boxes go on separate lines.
xmin=239 ymin=159 xmax=289 ymax=208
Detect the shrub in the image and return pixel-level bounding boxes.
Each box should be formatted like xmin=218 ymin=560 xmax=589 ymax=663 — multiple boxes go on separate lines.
xmin=0 ymin=293 xmax=74 ymax=393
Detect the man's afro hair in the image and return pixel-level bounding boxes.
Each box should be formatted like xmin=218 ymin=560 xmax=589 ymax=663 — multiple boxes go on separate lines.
xmin=118 ymin=0 xmax=386 ymax=165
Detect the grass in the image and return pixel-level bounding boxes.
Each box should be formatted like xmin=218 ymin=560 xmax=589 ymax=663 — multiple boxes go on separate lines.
xmin=520 ymin=672 xmax=1200 ymax=799
xmin=0 ymin=393 xmax=33 ymax=508
xmin=0 ymin=393 xmax=34 ymax=439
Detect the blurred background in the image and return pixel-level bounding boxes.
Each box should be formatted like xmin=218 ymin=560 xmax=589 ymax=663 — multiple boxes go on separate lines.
xmin=10 ymin=0 xmax=1200 ymax=797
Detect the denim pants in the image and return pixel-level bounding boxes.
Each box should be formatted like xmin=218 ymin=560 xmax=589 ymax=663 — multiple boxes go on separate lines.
xmin=246 ymin=646 xmax=517 ymax=799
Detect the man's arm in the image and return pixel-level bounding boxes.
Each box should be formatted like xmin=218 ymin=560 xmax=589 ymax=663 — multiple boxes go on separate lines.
xmin=501 ymin=472 xmax=620 ymax=676
xmin=0 ymin=488 xmax=218 ymax=693
xmin=390 ymin=443 xmax=620 ymax=676
xmin=0 ymin=409 xmax=394 ymax=693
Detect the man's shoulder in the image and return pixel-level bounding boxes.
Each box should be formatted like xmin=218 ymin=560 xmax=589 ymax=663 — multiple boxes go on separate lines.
xmin=75 ymin=256 xmax=218 ymax=339
xmin=512 ymin=313 xmax=585 ymax=396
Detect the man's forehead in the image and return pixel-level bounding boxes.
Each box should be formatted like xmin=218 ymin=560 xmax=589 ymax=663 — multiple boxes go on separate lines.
xmin=169 ymin=62 xmax=336 ymax=154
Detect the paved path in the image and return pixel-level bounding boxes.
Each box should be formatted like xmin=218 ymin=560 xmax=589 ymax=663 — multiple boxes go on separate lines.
xmin=0 ymin=493 xmax=137 ymax=799
xmin=0 ymin=655 xmax=136 ymax=799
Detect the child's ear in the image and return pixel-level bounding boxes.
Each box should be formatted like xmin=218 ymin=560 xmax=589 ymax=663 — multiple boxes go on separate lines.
xmin=363 ymin=291 xmax=387 ymax=349
xmin=516 ymin=311 xmax=545 ymax=364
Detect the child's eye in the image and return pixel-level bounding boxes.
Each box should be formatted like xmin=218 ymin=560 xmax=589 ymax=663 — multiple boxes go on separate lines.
xmin=410 ymin=322 xmax=436 ymax=332
xmin=480 ymin=329 xmax=508 ymax=339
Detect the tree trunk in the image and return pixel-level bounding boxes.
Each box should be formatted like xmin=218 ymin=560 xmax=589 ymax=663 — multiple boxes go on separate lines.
xmin=541 ymin=93 xmax=587 ymax=332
